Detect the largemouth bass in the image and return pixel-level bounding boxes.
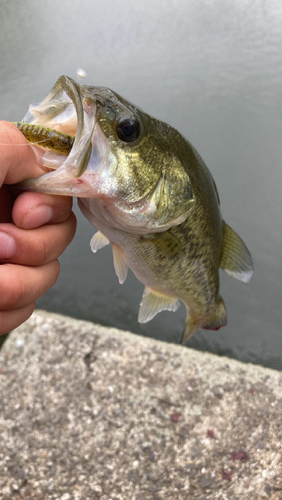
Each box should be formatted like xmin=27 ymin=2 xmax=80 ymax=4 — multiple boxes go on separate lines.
xmin=17 ymin=75 xmax=253 ymax=342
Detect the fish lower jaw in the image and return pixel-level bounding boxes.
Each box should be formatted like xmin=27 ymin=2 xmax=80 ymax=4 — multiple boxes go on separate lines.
xmin=20 ymin=168 xmax=102 ymax=197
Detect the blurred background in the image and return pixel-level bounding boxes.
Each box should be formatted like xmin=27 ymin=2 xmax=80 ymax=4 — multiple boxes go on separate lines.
xmin=0 ymin=0 xmax=281 ymax=369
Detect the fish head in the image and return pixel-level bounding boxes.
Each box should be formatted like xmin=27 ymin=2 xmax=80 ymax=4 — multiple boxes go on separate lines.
xmin=21 ymin=75 xmax=195 ymax=233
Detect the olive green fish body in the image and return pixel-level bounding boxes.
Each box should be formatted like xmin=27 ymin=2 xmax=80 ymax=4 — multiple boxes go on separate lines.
xmin=17 ymin=76 xmax=253 ymax=341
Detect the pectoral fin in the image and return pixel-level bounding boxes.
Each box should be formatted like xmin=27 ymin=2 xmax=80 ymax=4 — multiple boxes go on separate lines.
xmin=112 ymin=244 xmax=128 ymax=284
xmin=138 ymin=287 xmax=180 ymax=323
xmin=90 ymin=231 xmax=110 ymax=253
xmin=220 ymin=222 xmax=254 ymax=284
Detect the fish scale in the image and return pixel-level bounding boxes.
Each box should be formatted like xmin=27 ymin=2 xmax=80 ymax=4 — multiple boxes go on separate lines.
xmin=16 ymin=75 xmax=254 ymax=341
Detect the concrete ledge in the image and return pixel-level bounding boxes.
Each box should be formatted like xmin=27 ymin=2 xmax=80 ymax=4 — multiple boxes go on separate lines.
xmin=0 ymin=310 xmax=281 ymax=499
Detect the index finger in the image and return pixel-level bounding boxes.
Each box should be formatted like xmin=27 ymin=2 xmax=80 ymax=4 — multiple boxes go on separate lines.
xmin=0 ymin=121 xmax=46 ymax=185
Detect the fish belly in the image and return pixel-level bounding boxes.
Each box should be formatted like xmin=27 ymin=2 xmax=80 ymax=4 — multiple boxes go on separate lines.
xmin=78 ymin=198 xmax=226 ymax=339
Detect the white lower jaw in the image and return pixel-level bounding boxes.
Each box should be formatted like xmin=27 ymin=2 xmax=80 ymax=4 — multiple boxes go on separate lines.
xmin=20 ymin=164 xmax=100 ymax=197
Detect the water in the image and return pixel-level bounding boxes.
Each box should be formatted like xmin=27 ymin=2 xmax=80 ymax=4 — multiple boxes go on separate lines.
xmin=1 ymin=0 xmax=281 ymax=369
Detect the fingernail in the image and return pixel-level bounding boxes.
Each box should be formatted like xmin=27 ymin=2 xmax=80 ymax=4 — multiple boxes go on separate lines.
xmin=22 ymin=205 xmax=54 ymax=229
xmin=0 ymin=232 xmax=17 ymax=259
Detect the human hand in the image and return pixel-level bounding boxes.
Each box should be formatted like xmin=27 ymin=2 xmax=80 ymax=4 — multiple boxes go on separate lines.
xmin=0 ymin=122 xmax=77 ymax=335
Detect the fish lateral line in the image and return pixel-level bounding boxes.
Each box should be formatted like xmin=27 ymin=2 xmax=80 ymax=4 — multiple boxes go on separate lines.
xmin=12 ymin=122 xmax=75 ymax=155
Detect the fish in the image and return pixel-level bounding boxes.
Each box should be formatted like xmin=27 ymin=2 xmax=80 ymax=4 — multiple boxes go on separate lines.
xmin=17 ymin=75 xmax=254 ymax=342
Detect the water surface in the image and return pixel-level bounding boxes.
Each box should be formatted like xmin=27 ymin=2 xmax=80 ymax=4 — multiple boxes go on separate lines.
xmin=1 ymin=0 xmax=281 ymax=369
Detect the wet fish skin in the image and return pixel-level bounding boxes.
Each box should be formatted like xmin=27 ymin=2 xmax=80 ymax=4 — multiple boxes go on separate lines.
xmin=17 ymin=76 xmax=254 ymax=341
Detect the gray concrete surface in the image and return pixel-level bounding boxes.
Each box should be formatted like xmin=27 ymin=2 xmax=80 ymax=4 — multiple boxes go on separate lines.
xmin=0 ymin=310 xmax=281 ymax=500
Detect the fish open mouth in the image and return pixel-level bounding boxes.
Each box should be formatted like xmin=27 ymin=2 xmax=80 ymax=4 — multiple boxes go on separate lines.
xmin=18 ymin=75 xmax=189 ymax=232
xmin=17 ymin=76 xmax=161 ymax=222
xmin=19 ymin=75 xmax=105 ymax=196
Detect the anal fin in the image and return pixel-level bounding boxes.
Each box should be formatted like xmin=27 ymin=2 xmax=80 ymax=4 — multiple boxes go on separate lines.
xmin=181 ymin=317 xmax=199 ymax=343
xmin=181 ymin=297 xmax=227 ymax=343
xmin=90 ymin=231 xmax=110 ymax=253
xmin=138 ymin=287 xmax=180 ymax=323
xmin=220 ymin=222 xmax=254 ymax=284
xmin=112 ymin=244 xmax=128 ymax=284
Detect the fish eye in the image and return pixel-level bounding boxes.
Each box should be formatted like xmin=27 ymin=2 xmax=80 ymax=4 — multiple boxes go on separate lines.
xmin=116 ymin=117 xmax=141 ymax=143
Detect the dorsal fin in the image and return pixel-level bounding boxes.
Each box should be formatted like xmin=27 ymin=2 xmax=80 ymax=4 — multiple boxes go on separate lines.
xmin=112 ymin=244 xmax=128 ymax=284
xmin=90 ymin=231 xmax=110 ymax=253
xmin=220 ymin=222 xmax=254 ymax=284
xmin=138 ymin=287 xmax=180 ymax=323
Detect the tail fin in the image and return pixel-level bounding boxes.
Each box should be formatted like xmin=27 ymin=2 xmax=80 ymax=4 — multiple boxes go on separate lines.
xmin=181 ymin=297 xmax=227 ymax=343
xmin=201 ymin=296 xmax=227 ymax=331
